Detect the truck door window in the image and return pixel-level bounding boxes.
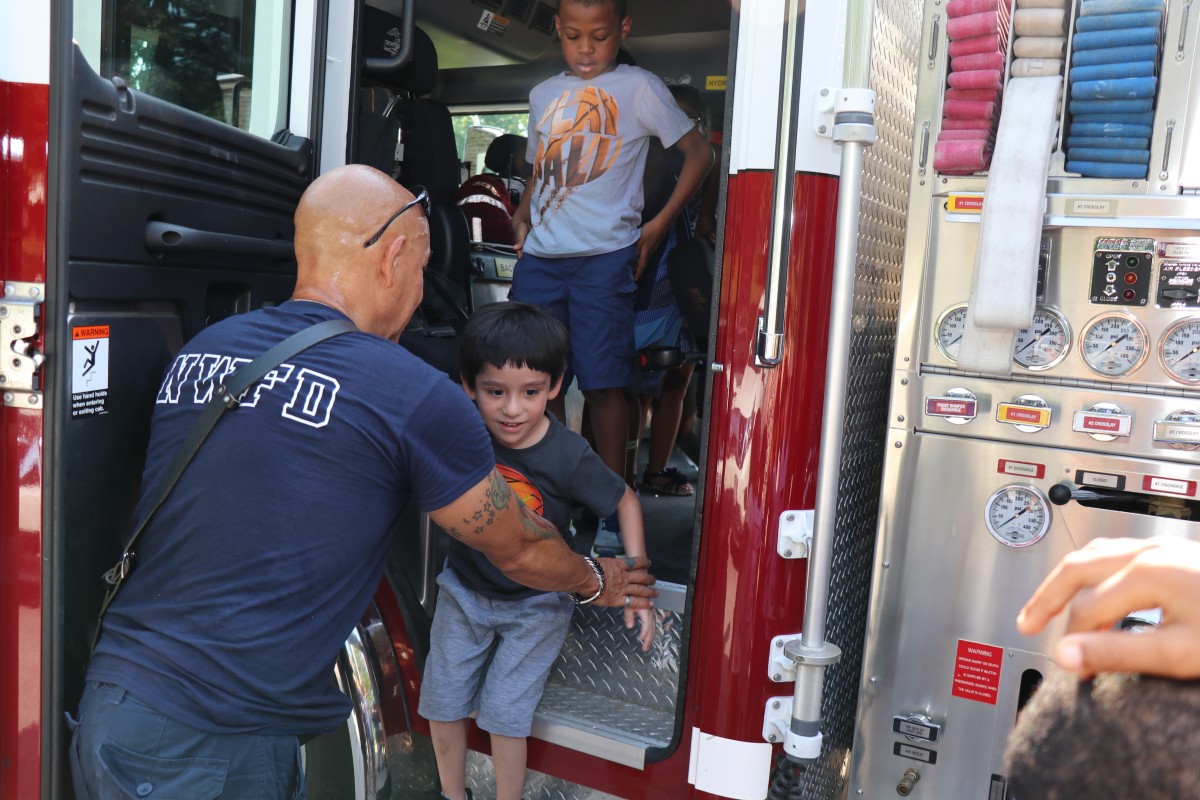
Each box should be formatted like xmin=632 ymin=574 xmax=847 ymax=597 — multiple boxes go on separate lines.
xmin=73 ymin=0 xmax=293 ymax=140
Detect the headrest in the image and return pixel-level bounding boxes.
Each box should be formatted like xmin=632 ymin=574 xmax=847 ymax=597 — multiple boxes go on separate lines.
xmin=484 ymin=134 xmax=531 ymax=179
xmin=359 ymin=8 xmax=438 ymax=95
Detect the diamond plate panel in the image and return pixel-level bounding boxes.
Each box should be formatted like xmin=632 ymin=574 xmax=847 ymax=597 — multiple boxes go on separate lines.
xmin=778 ymin=1 xmax=922 ymax=798
xmin=547 ymin=604 xmax=681 ymax=707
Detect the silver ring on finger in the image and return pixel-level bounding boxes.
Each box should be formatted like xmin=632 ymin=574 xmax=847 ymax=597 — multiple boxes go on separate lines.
xmin=625 ymin=595 xmax=631 ymax=607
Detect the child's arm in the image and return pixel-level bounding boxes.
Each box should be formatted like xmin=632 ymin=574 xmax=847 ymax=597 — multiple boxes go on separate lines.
xmin=511 ymin=184 xmax=533 ymax=259
xmin=614 ymin=485 xmax=656 ymax=652
xmin=633 ymin=129 xmax=714 ymax=279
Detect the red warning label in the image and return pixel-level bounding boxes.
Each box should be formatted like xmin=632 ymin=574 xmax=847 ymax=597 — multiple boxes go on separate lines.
xmin=952 ymin=639 xmax=1003 ymax=705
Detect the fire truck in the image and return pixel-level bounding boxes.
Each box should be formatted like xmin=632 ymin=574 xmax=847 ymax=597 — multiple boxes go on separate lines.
xmin=5 ymin=0 xmax=1199 ymax=796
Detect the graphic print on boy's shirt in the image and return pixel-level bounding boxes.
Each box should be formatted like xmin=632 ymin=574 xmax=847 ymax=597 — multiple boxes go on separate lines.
xmin=497 ymin=463 xmax=545 ymax=516
xmin=532 ymin=86 xmax=623 ymax=216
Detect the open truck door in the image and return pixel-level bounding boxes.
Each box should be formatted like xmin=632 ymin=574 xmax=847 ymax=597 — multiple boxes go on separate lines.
xmin=22 ymin=0 xmax=332 ymax=794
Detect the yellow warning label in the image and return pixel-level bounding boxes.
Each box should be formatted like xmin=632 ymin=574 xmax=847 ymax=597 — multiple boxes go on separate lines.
xmin=706 ymin=75 xmax=727 ymax=91
xmin=947 ymin=195 xmax=984 ymax=214
xmin=73 ymin=325 xmax=110 ymax=340
xmin=996 ymin=404 xmax=1051 ymax=428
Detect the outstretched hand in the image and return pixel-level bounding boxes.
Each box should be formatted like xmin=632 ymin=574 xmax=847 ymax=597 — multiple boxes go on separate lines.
xmin=594 ymin=556 xmax=656 ymax=610
xmin=1017 ymin=536 xmax=1200 ymax=679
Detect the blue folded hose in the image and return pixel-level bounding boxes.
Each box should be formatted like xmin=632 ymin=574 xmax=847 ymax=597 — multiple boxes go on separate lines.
xmin=1071 ymin=112 xmax=1156 ymax=125
xmin=1069 ymin=97 xmax=1154 ymax=113
xmin=1072 ymin=77 xmax=1158 ymax=100
xmin=1076 ymin=11 xmax=1162 ymax=30
xmin=1070 ymin=44 xmax=1159 ymax=67
xmin=1067 ymin=147 xmax=1150 ymax=164
xmin=1080 ymin=0 xmax=1165 ymax=15
xmin=1068 ymin=136 xmax=1150 ymax=149
xmin=1069 ymin=61 xmax=1156 ymax=82
xmin=1073 ymin=27 xmax=1160 ymax=51
xmin=1069 ymin=122 xmax=1153 ymax=137
xmin=1067 ymin=161 xmax=1149 ymax=178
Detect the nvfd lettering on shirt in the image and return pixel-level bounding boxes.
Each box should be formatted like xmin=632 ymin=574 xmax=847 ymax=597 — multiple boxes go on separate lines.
xmin=156 ymin=353 xmax=341 ymax=428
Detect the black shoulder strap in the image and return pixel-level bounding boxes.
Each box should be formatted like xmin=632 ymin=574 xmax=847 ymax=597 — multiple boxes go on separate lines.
xmin=91 ymin=318 xmax=358 ymax=649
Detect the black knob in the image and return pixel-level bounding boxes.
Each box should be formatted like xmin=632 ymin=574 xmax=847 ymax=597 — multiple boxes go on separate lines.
xmin=1048 ymin=484 xmax=1073 ymax=505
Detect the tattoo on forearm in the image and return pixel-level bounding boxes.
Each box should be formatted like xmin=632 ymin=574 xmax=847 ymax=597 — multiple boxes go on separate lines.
xmin=444 ymin=470 xmax=558 ymax=541
xmin=517 ymin=501 xmax=559 ymax=540
xmin=487 ymin=470 xmax=510 ymax=510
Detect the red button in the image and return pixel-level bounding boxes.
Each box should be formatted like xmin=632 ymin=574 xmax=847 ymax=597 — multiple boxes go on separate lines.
xmin=1124 ymin=272 xmax=1138 ymax=284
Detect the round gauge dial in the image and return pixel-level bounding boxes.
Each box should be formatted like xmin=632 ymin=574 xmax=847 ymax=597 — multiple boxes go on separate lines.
xmin=1160 ymin=318 xmax=1200 ymax=385
xmin=934 ymin=304 xmax=968 ymax=362
xmin=1080 ymin=313 xmax=1148 ymax=378
xmin=984 ymin=485 xmax=1051 ymax=548
xmin=1012 ymin=308 xmax=1070 ymax=370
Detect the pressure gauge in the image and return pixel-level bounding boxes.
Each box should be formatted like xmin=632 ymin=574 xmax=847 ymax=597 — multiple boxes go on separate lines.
xmin=984 ymin=485 xmax=1051 ymax=548
xmin=1013 ymin=308 xmax=1070 ymax=370
xmin=1160 ymin=318 xmax=1200 ymax=385
xmin=934 ymin=304 xmax=969 ymax=362
xmin=1080 ymin=313 xmax=1149 ymax=378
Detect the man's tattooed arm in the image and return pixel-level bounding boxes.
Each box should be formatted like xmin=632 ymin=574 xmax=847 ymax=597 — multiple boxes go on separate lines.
xmin=439 ymin=468 xmax=556 ymax=542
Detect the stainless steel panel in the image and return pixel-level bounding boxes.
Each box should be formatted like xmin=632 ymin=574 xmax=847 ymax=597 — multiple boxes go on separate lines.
xmin=855 ymin=0 xmax=1200 ymax=796
xmin=850 ymin=432 xmax=1200 ymax=797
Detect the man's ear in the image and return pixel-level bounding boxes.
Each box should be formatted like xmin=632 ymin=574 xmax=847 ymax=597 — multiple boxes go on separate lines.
xmin=381 ymin=233 xmax=409 ymax=289
xmin=548 ymin=374 xmax=564 ymax=400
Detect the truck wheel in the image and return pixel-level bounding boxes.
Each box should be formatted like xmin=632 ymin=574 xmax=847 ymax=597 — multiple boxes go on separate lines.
xmin=303 ymin=610 xmax=396 ymax=799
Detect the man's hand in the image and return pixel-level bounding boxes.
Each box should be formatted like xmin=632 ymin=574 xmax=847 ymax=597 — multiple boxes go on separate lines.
xmin=594 ymin=555 xmax=656 ymax=610
xmin=1017 ymin=536 xmax=1200 ymax=679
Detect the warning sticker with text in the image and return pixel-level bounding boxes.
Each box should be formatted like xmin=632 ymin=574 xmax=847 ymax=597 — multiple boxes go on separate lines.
xmin=72 ymin=325 xmax=110 ymax=418
xmin=951 ymin=639 xmax=1003 ymax=705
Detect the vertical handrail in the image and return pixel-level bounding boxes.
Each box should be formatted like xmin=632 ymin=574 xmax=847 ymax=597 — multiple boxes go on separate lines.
xmin=803 ymin=0 xmax=876 ymax=655
xmin=781 ymin=0 xmax=878 ymax=764
xmin=755 ymin=0 xmax=806 ymax=367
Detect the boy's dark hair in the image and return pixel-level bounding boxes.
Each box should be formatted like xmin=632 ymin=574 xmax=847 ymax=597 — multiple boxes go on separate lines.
xmin=1003 ymin=668 xmax=1200 ymax=798
xmin=557 ymin=0 xmax=628 ymax=22
xmin=459 ymin=302 xmax=570 ymax=388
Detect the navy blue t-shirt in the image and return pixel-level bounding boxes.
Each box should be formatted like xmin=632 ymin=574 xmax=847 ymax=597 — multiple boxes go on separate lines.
xmin=87 ymin=301 xmax=493 ymax=736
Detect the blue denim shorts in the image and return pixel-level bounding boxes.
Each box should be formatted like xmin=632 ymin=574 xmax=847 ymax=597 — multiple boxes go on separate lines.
xmin=68 ymin=682 xmax=305 ymax=799
xmin=510 ymin=246 xmax=637 ymax=391
xmin=418 ymin=568 xmax=575 ymax=738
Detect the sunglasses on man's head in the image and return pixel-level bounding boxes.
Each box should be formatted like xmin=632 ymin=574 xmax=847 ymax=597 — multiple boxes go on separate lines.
xmin=363 ymin=187 xmax=430 ymax=248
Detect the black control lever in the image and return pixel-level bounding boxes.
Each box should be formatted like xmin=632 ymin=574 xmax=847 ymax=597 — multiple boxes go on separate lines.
xmin=1048 ymin=483 xmax=1144 ymax=506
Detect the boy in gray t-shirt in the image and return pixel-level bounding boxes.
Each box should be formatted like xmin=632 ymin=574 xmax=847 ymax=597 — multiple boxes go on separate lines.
xmin=510 ymin=0 xmax=713 ymax=539
xmin=419 ymin=302 xmax=653 ymax=800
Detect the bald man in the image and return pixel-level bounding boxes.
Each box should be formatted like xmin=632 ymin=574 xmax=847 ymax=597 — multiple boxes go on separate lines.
xmin=70 ymin=166 xmax=655 ymax=799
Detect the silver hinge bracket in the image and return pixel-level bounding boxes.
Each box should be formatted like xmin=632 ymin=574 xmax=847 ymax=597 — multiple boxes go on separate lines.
xmin=1 ymin=281 xmax=46 ymax=409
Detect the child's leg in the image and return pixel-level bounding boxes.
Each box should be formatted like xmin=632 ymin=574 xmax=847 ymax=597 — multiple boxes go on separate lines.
xmin=584 ymin=386 xmax=628 ymax=477
xmin=429 ymin=719 xmax=470 ymax=800
xmin=490 ymin=733 xmax=528 ymax=800
xmin=646 ymin=363 xmax=695 ymax=478
xmin=623 ymin=392 xmax=645 ymax=485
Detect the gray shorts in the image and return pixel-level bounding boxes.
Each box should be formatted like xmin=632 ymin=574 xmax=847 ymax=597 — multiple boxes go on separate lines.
xmin=418 ymin=567 xmax=574 ymax=738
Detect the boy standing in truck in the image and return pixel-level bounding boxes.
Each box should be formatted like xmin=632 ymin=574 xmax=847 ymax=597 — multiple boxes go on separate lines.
xmin=418 ymin=302 xmax=653 ymax=800
xmin=510 ymin=0 xmax=713 ymax=553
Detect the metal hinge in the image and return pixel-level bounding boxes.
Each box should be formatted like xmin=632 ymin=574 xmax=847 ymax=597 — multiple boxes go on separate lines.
xmin=1 ymin=281 xmax=46 ymax=409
